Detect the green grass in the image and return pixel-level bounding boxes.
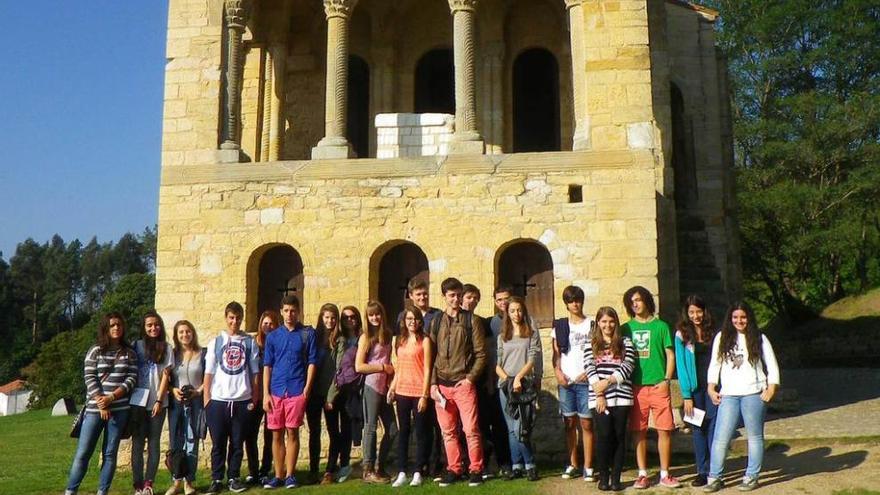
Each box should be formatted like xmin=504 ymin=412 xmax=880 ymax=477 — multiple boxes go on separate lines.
xmin=0 ymin=410 xmax=553 ymax=495
xmin=832 ymin=490 xmax=880 ymax=495
xmin=822 ymin=287 xmax=880 ymax=319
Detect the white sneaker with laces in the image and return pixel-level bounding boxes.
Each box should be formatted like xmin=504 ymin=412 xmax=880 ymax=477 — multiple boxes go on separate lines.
xmin=410 ymin=472 xmax=424 ymax=487
xmin=561 ymin=465 xmax=579 ymax=479
xmin=392 ymin=472 xmax=408 ymax=487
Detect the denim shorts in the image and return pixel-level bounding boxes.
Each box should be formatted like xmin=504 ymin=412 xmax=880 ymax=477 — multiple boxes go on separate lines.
xmin=558 ymin=383 xmax=592 ymax=418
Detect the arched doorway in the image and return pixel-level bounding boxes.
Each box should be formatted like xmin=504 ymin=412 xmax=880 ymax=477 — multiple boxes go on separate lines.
xmin=374 ymin=242 xmax=430 ymax=324
xmin=415 ymin=48 xmax=454 ymax=114
xmin=256 ymin=245 xmax=304 ymax=319
xmin=513 ymin=48 xmax=560 ymax=152
xmin=671 ymin=83 xmax=698 ymax=209
xmin=348 ymin=55 xmax=370 ymax=158
xmin=497 ymin=240 xmax=554 ymax=327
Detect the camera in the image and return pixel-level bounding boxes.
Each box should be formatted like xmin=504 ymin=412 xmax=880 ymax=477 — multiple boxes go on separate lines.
xmin=180 ymin=385 xmax=194 ymax=404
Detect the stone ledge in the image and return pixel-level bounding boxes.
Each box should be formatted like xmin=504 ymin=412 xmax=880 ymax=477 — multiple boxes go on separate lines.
xmin=161 ymin=150 xmax=656 ymax=186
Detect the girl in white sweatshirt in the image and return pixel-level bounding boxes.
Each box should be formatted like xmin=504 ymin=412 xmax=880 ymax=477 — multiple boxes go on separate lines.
xmin=703 ymin=302 xmax=779 ymax=493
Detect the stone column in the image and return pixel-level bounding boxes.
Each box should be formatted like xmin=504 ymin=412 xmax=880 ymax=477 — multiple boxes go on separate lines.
xmin=565 ymin=0 xmax=590 ymax=150
xmin=220 ymin=0 xmax=249 ymax=160
xmin=267 ymin=40 xmax=287 ymax=161
xmin=481 ymin=41 xmax=504 ymax=154
xmin=312 ymin=0 xmax=359 ymax=160
xmin=447 ymin=0 xmax=484 ymax=154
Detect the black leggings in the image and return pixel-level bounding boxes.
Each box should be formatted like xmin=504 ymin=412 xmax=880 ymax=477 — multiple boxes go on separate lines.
xmin=306 ymin=394 xmax=326 ymax=474
xmin=242 ymin=403 xmax=272 ymax=478
xmin=395 ymin=395 xmax=431 ymax=473
xmin=325 ymin=391 xmax=353 ymax=472
xmin=593 ymin=406 xmax=630 ymax=483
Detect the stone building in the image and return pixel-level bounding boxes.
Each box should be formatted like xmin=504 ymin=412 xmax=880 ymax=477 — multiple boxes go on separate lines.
xmin=156 ymin=0 xmax=741 ymax=341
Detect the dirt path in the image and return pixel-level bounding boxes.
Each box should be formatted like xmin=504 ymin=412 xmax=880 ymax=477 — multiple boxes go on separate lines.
xmin=533 ymin=440 xmax=879 ymax=494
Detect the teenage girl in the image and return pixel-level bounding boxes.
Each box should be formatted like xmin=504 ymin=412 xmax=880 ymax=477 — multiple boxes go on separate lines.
xmin=166 ymin=320 xmax=206 ymax=495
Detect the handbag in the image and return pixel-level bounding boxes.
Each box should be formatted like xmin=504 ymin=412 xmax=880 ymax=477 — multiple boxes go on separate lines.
xmin=69 ymin=406 xmax=87 ymax=438
xmin=197 ymin=405 xmax=208 ymax=440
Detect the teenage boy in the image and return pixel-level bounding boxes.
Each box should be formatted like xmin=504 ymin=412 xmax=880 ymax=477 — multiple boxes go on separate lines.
xmin=396 ymin=278 xmax=441 ymax=332
xmin=552 ymin=285 xmax=596 ymax=481
xmin=429 ymin=278 xmax=487 ymax=487
xmin=489 ymin=285 xmax=513 ymax=337
xmin=262 ymin=295 xmax=319 ymax=489
xmin=204 ymin=301 xmax=261 ymax=494
xmin=620 ymin=286 xmax=680 ymax=489
xmin=462 ymin=284 xmax=511 ymax=479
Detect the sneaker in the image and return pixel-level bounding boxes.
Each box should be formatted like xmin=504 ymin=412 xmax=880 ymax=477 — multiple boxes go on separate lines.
xmin=184 ymin=482 xmax=197 ymax=495
xmin=526 ymin=468 xmax=539 ymax=482
xmin=438 ymin=470 xmax=459 ymax=487
xmin=336 ymin=465 xmax=353 ymax=483
xmin=320 ymin=472 xmax=334 ymax=485
xmin=583 ymin=471 xmax=596 ymax=482
xmin=659 ymin=475 xmax=682 ymax=488
xmin=134 ymin=485 xmax=144 ymax=495
xmin=506 ymin=469 xmax=524 ymax=481
xmin=263 ymin=477 xmax=284 ymax=489
xmin=598 ymin=475 xmax=610 ymax=491
xmin=392 ymin=473 xmax=408 ymax=487
xmin=410 ymin=472 xmax=424 ymax=487
xmin=164 ymin=481 xmax=182 ymax=495
xmin=228 ymin=478 xmax=247 ymax=493
xmin=481 ymin=469 xmax=493 ymax=480
xmin=633 ymin=475 xmax=651 ymax=489
xmin=468 ymin=472 xmax=483 ymax=487
xmin=738 ymin=477 xmax=758 ymax=491
xmin=703 ymin=478 xmax=725 ymax=493
xmin=561 ymin=465 xmax=580 ymax=479
xmin=244 ymin=475 xmax=258 ymax=486
xmin=206 ymin=480 xmax=223 ymax=494
xmin=498 ymin=466 xmax=513 ymax=479
xmin=691 ymin=475 xmax=708 ymax=487
xmin=142 ymin=481 xmax=155 ymax=495
xmin=363 ymin=470 xmax=389 ymax=484
xmin=284 ymin=476 xmax=298 ymax=489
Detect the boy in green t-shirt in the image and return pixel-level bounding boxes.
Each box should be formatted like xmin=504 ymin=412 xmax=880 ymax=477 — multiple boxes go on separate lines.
xmin=620 ymin=286 xmax=681 ymax=489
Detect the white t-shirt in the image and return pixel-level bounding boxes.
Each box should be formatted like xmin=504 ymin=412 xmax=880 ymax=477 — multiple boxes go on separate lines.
xmin=134 ymin=340 xmax=175 ymax=407
xmin=553 ymin=317 xmax=594 ymax=381
xmin=205 ymin=332 xmax=260 ymax=402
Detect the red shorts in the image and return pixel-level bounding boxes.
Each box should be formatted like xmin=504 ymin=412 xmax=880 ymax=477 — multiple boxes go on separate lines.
xmin=630 ymin=384 xmax=675 ymax=431
xmin=266 ymin=394 xmax=307 ymax=430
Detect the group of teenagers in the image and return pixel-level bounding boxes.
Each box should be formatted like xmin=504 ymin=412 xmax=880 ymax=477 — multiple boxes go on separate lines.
xmin=63 ymin=277 xmax=780 ymax=495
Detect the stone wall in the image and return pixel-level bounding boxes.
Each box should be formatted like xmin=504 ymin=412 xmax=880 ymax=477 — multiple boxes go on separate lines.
xmin=375 ymin=113 xmax=454 ymax=159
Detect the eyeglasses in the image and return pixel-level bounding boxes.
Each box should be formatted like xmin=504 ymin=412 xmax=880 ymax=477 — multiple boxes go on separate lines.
xmin=404 ymin=316 xmax=417 ymax=322
xmin=342 ymin=314 xmax=357 ymax=320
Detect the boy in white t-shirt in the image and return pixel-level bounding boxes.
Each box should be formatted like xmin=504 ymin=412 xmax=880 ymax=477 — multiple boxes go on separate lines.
xmin=203 ymin=301 xmax=260 ymax=494
xmin=551 ymin=285 xmax=596 ymax=482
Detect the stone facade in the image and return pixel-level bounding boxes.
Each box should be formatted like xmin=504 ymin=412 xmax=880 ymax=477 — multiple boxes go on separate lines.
xmin=157 ymin=0 xmax=741 ymax=459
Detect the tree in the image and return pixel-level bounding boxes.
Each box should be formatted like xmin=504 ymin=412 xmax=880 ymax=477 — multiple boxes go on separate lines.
xmin=706 ymin=0 xmax=880 ymax=323
xmin=10 ymin=239 xmax=45 ymax=343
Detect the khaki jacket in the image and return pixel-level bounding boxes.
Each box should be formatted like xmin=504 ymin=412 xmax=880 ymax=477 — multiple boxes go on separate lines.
xmin=430 ymin=310 xmax=486 ymax=385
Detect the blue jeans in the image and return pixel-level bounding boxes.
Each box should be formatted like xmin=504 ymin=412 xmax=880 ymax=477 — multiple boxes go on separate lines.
xmin=691 ymin=387 xmax=718 ymax=477
xmin=710 ymin=393 xmax=765 ymax=480
xmin=499 ymin=391 xmax=535 ymax=470
xmin=168 ymin=399 xmax=203 ymax=482
xmin=66 ymin=409 xmax=130 ymax=494
xmin=132 ymin=407 xmax=167 ymax=486
xmin=558 ymin=383 xmax=592 ymax=418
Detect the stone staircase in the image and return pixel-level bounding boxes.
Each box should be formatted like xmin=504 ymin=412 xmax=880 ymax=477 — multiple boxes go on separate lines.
xmin=677 ymin=213 xmax=727 ymax=315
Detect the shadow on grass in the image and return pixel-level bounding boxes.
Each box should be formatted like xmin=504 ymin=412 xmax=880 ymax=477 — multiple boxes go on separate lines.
xmin=715 ymin=443 xmax=868 ymax=488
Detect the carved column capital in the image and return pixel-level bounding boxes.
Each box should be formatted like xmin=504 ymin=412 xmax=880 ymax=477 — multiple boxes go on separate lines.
xmin=224 ymin=0 xmax=249 ymax=30
xmin=563 ymin=0 xmax=584 ymax=9
xmin=448 ymin=0 xmax=478 ymax=14
xmin=323 ymin=0 xmax=359 ymax=19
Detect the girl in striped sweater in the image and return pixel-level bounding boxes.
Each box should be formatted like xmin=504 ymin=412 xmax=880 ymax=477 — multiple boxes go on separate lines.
xmin=585 ymin=307 xmax=636 ymax=492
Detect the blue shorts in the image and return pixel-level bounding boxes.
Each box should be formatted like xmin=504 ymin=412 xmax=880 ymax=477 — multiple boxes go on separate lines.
xmin=558 ymin=383 xmax=592 ymax=419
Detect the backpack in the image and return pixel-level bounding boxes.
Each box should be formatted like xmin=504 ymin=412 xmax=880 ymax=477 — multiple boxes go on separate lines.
xmin=429 ymin=310 xmax=474 ymax=348
xmin=554 ymin=317 xmax=596 ymax=355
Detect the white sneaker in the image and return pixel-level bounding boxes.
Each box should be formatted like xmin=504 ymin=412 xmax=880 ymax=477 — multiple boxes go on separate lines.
xmin=561 ymin=465 xmax=579 ymax=479
xmin=392 ymin=472 xmax=408 ymax=488
xmin=336 ymin=465 xmax=353 ymax=483
xmin=410 ymin=472 xmax=423 ymax=487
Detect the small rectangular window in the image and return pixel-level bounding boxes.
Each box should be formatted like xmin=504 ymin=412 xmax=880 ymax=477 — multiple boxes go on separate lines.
xmin=568 ymin=184 xmax=583 ymax=203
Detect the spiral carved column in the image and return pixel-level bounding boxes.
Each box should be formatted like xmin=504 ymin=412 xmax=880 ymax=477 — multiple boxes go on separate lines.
xmin=565 ymin=0 xmax=590 ymax=150
xmin=447 ymin=0 xmax=484 ymax=154
xmin=221 ymin=0 xmax=249 ymax=152
xmin=312 ymin=0 xmax=358 ymax=160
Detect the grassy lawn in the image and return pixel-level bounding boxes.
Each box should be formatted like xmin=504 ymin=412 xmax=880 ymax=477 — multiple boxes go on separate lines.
xmin=1 ymin=410 xmax=552 ymax=495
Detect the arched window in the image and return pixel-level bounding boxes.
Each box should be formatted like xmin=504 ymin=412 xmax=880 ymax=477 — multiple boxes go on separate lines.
xmin=513 ymin=48 xmax=560 ymax=152
xmin=347 ymin=55 xmax=370 ymax=158
xmin=372 ymin=241 xmax=430 ymax=324
xmin=496 ymin=240 xmax=555 ymax=327
xmin=671 ymin=82 xmax=698 ymax=208
xmin=415 ymin=48 xmax=454 ymax=114
xmin=252 ymin=244 xmax=304 ymax=322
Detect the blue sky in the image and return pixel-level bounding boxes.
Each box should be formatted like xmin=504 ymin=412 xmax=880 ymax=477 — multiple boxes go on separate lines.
xmin=0 ymin=2 xmax=169 ymax=259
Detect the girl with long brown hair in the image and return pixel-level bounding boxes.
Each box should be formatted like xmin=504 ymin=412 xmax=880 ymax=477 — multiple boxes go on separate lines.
xmin=673 ymin=295 xmax=717 ymax=487
xmin=355 ymin=300 xmax=398 ymax=483
xmin=704 ymin=302 xmax=779 ymax=492
xmin=387 ymin=303 xmax=434 ymax=487
xmin=243 ymin=310 xmax=279 ymax=485
xmin=585 ymin=306 xmax=636 ymax=491
xmin=166 ymin=320 xmax=205 ymax=495
xmin=307 ymin=303 xmax=341 ymax=484
xmin=496 ymin=296 xmax=543 ymax=482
